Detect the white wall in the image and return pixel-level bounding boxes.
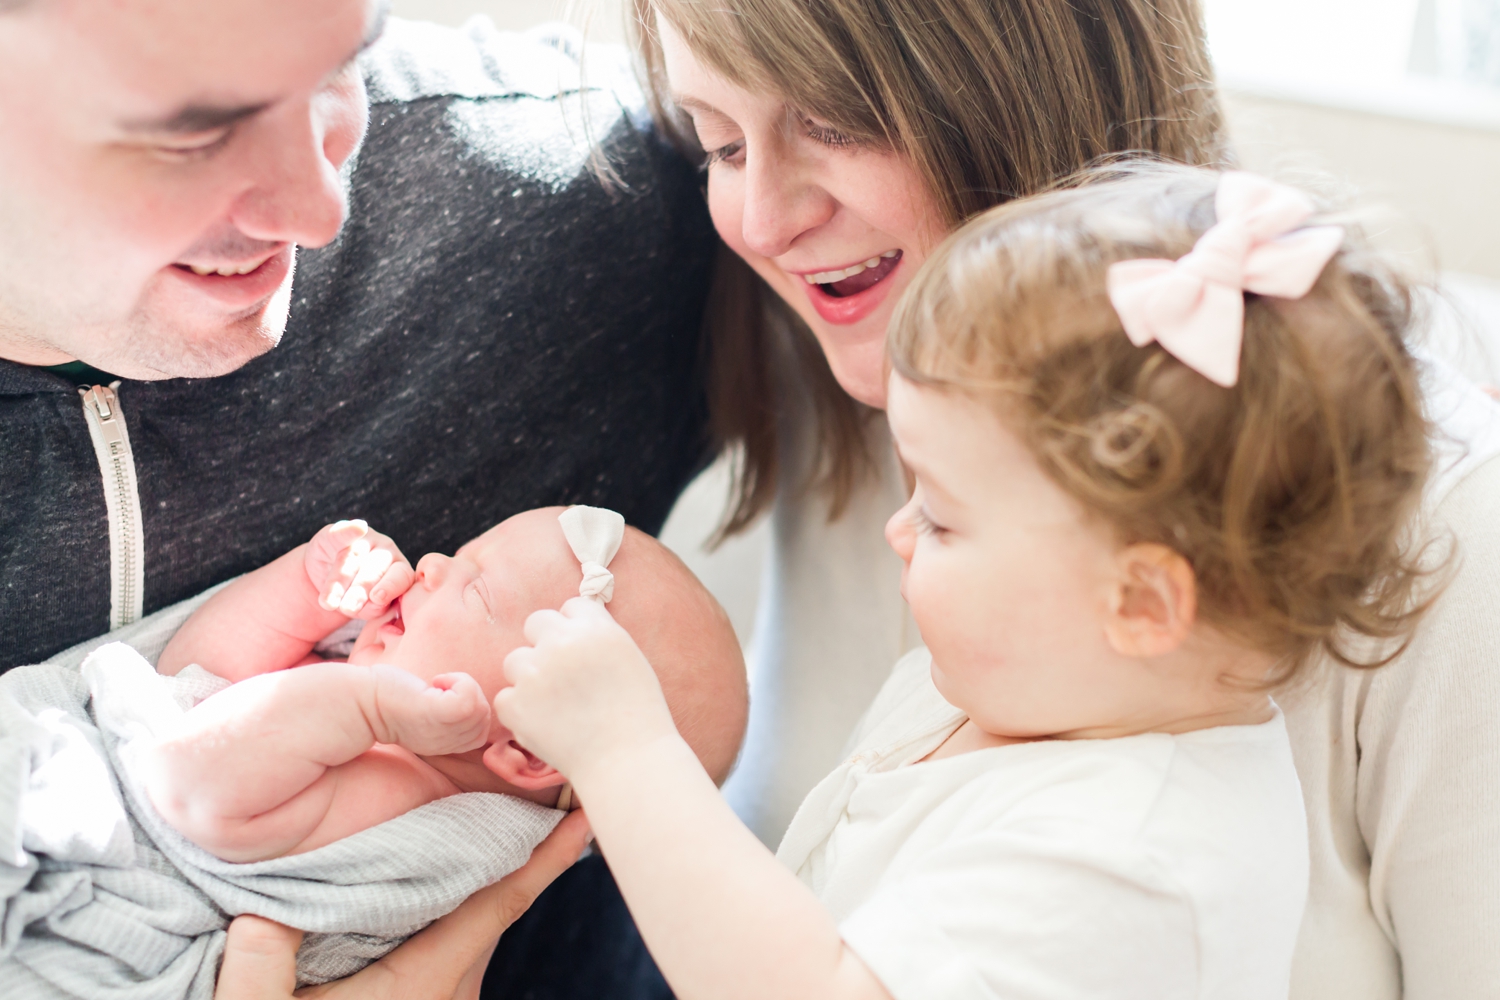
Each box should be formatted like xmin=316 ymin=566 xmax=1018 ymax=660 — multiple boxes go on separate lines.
xmin=389 ymin=1 xmax=626 ymax=43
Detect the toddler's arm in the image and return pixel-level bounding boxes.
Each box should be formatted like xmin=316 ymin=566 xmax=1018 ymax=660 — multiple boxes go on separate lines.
xmin=139 ymin=662 xmax=491 ymax=862
xmin=159 ymin=521 xmax=413 ymax=681
xmin=495 ymin=599 xmax=892 ymax=1000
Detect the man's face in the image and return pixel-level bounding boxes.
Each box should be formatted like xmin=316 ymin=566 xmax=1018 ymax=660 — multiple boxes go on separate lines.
xmin=0 ymin=0 xmax=381 ymax=379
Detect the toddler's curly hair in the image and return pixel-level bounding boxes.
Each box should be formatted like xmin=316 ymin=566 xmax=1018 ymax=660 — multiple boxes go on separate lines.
xmin=889 ymin=162 xmax=1445 ymax=683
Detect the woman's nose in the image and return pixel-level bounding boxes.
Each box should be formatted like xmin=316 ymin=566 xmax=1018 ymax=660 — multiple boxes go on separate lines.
xmin=738 ymin=147 xmax=837 ymax=260
xmin=414 ymin=552 xmax=449 ymax=589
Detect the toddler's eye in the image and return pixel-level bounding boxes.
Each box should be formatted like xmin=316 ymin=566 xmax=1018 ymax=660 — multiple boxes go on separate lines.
xmin=913 ymin=507 xmax=946 ymax=537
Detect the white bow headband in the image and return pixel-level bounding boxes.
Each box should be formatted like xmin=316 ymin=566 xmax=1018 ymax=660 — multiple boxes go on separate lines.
xmin=558 ymin=505 xmax=626 ymax=602
xmin=1105 ymin=172 xmax=1345 ymax=387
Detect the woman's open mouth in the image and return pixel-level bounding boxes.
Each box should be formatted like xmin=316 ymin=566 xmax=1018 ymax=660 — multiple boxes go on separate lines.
xmin=800 ymin=250 xmax=904 ymax=326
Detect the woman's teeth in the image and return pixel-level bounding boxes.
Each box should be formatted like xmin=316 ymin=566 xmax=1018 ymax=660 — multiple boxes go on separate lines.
xmin=803 ymin=250 xmax=900 ymax=286
xmin=186 ymin=262 xmax=261 ymax=277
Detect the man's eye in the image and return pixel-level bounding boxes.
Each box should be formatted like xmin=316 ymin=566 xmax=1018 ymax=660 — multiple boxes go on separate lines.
xmin=150 ymin=129 xmax=235 ymax=160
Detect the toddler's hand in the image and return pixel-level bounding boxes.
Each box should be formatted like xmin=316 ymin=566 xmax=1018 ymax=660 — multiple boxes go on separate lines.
xmin=495 ymin=597 xmax=678 ymax=782
xmin=305 ymin=520 xmax=415 ymax=619
xmin=370 ymin=666 xmax=492 ymax=757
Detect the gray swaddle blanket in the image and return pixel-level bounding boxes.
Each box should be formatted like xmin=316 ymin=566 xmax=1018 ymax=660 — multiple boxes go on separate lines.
xmin=0 ymin=590 xmax=562 ymax=1000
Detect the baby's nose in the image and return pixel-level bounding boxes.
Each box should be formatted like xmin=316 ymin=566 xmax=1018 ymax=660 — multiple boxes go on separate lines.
xmin=414 ymin=552 xmax=450 ymax=587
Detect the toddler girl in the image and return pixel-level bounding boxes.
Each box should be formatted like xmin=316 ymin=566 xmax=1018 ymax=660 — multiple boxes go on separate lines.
xmin=494 ymin=166 xmax=1441 ymax=1000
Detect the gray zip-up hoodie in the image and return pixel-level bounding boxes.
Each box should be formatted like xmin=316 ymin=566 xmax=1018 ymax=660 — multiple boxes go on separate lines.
xmin=0 ymin=18 xmax=718 ymax=668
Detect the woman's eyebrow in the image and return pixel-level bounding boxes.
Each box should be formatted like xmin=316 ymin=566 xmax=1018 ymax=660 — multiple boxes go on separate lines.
xmin=672 ymin=95 xmax=720 ymax=116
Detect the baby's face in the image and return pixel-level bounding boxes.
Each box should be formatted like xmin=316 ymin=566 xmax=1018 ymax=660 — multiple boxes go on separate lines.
xmin=347 ymin=512 xmax=580 ymax=716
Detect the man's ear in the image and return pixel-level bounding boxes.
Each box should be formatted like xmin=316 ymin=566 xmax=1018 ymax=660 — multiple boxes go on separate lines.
xmin=1102 ymin=543 xmax=1197 ymax=658
xmin=481 ymin=740 xmax=566 ymax=790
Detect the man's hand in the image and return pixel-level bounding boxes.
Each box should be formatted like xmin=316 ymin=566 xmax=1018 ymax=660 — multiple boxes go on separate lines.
xmin=214 ymin=810 xmax=593 ymax=1000
xmin=305 ymin=520 xmax=415 ymax=619
xmin=493 ymin=597 xmax=679 ymax=782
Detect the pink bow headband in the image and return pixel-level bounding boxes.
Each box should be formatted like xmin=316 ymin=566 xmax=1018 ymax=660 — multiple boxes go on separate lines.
xmin=1105 ymin=172 xmax=1345 ymax=387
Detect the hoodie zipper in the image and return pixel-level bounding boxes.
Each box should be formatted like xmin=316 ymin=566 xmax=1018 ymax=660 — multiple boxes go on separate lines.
xmin=79 ymin=382 xmax=144 ymax=630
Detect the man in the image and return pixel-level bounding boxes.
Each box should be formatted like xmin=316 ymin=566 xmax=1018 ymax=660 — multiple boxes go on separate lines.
xmin=0 ymin=0 xmax=714 ymax=995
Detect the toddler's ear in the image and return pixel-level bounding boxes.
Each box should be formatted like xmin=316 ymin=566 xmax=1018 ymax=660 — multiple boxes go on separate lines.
xmin=1103 ymin=543 xmax=1197 ymax=658
xmin=482 ymin=740 xmax=566 ymax=790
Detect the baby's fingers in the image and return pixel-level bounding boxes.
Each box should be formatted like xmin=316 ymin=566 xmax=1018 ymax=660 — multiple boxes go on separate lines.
xmin=364 ymin=561 xmax=417 ymax=617
xmin=334 ymin=547 xmax=391 ymax=614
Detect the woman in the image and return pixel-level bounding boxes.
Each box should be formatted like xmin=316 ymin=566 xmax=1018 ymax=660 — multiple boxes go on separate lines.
xmin=639 ymin=4 xmax=1500 ymax=1000
xmin=631 ymin=0 xmax=1225 ymax=845
xmin=225 ymin=1 xmax=1500 ymax=997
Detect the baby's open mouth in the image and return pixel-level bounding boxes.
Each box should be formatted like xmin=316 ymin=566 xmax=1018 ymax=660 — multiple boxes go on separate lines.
xmin=384 ymin=596 xmax=405 ymax=635
xmin=804 ymin=250 xmax=902 ymax=298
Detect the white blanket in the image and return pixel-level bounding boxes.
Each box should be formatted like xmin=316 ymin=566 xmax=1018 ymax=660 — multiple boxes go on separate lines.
xmin=0 ymin=591 xmax=560 ymax=1000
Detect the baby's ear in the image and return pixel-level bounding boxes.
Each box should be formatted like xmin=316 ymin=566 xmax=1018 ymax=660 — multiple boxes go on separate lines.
xmin=481 ymin=740 xmax=566 ymax=790
xmin=1102 ymin=543 xmax=1197 ymax=658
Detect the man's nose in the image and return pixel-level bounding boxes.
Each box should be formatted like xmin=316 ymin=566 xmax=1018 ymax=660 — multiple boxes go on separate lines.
xmin=227 ymin=78 xmax=367 ymax=250
xmin=738 ymin=146 xmax=836 ymax=260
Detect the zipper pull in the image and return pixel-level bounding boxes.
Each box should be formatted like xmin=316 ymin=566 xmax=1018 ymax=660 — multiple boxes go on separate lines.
xmin=82 ymin=385 xmax=126 ymax=446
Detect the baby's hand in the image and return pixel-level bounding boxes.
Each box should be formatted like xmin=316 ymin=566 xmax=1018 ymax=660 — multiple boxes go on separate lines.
xmin=370 ymin=667 xmax=492 ymax=757
xmin=305 ymin=520 xmax=415 ymax=619
xmin=495 ymin=597 xmax=678 ymax=782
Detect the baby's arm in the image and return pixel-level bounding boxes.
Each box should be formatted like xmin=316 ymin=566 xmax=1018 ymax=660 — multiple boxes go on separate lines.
xmin=495 ymin=600 xmax=892 ymax=1000
xmin=159 ymin=521 xmax=413 ymax=681
xmin=139 ymin=662 xmax=491 ymax=862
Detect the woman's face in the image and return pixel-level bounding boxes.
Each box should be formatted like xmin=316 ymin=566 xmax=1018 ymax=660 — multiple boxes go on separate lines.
xmin=658 ymin=19 xmax=946 ymax=409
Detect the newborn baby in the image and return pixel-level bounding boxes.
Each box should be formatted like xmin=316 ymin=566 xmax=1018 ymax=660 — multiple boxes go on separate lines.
xmin=142 ymin=506 xmax=748 ymax=863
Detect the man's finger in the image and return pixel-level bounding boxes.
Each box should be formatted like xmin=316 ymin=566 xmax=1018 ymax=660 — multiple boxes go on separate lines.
xmin=490 ymin=810 xmax=593 ymax=922
xmin=344 ymin=812 xmax=593 ymax=998
xmin=214 ymin=916 xmax=303 ymax=1000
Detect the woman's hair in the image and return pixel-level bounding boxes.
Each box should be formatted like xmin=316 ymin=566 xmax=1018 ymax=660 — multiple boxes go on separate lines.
xmin=890 ymin=163 xmax=1442 ymax=680
xmin=632 ymin=0 xmax=1228 ymax=536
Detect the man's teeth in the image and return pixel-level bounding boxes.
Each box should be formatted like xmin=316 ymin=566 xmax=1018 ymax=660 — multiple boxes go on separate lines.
xmin=187 ymin=262 xmax=261 ymax=277
xmin=804 ymin=249 xmax=900 ymax=285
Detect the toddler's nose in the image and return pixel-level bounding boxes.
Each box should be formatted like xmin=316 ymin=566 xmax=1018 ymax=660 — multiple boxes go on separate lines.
xmin=886 ymin=501 xmax=917 ymax=564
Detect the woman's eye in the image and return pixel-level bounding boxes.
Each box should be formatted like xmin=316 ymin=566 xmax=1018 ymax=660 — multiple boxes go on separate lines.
xmin=701 ymin=138 xmax=746 ymax=169
xmin=803 ymin=119 xmax=857 ymax=149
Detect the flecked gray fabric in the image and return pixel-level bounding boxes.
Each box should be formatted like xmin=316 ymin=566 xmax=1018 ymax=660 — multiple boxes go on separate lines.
xmin=1 ymin=593 xmax=560 ymax=1000
xmin=0 ymin=17 xmax=717 ymax=667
